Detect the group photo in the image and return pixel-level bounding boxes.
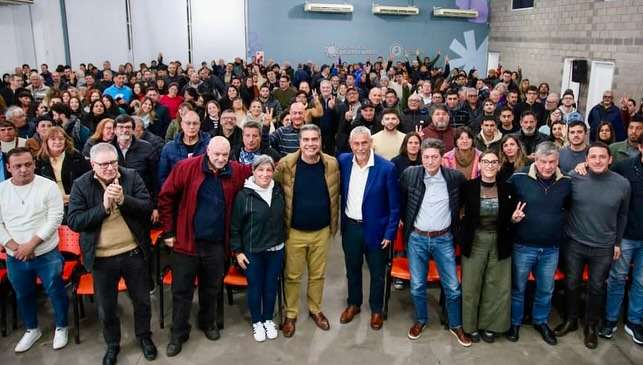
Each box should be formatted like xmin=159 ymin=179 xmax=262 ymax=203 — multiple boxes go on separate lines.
xmin=0 ymin=1 xmax=642 ymax=364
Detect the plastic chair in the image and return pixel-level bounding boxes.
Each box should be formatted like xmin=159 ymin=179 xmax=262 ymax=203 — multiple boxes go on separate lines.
xmin=0 ymin=249 xmax=18 ymax=337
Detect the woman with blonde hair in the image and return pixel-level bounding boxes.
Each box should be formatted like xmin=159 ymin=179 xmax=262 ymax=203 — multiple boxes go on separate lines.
xmin=81 ymin=118 xmax=115 ymax=158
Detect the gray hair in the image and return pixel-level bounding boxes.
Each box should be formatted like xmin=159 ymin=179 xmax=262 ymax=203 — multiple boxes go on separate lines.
xmin=242 ymin=120 xmax=262 ymax=131
xmin=132 ymin=116 xmax=145 ymax=128
xmin=90 ymin=142 xmax=118 ymax=162
xmin=252 ymin=154 xmax=275 ymax=171
xmin=534 ymin=141 xmax=560 ymax=159
xmin=299 ymin=124 xmax=321 ymax=139
xmin=349 ymin=126 xmax=371 ymax=142
xmin=421 ymin=138 xmax=445 ymax=155
xmin=320 ymin=80 xmax=332 ymax=88
xmin=466 ymin=87 xmax=478 ymax=96
xmin=5 ymin=106 xmax=24 ymax=121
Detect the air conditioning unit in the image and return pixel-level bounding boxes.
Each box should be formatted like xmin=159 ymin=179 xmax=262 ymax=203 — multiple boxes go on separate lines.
xmin=0 ymin=0 xmax=34 ymax=4
xmin=372 ymin=4 xmax=420 ymax=16
xmin=304 ymin=2 xmax=354 ymax=13
xmin=433 ymin=7 xmax=479 ymax=18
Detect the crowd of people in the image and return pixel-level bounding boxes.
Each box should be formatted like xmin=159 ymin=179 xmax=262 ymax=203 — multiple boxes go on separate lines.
xmin=0 ymin=50 xmax=642 ymax=364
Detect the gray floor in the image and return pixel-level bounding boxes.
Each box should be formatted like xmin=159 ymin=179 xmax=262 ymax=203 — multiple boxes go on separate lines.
xmin=1 ymin=234 xmax=642 ymax=365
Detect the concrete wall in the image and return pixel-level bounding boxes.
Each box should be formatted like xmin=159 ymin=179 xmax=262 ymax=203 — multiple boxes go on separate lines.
xmin=488 ymin=0 xmax=643 ymax=109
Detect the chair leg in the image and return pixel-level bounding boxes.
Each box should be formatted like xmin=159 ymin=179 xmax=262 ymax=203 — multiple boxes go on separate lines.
xmin=439 ymin=286 xmax=448 ymax=329
xmin=277 ymin=275 xmax=284 ymax=326
xmin=1 ymin=286 xmax=7 ymax=337
xmin=159 ymin=274 xmax=165 ymax=329
xmin=226 ymin=285 xmax=233 ymax=305
xmin=79 ymin=295 xmax=85 ymax=318
xmin=72 ymin=294 xmax=80 ymax=344
xmin=217 ymin=288 xmax=224 ymax=330
xmin=383 ymin=271 xmax=392 ymax=320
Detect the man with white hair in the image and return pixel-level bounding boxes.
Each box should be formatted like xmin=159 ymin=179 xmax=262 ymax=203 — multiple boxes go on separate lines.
xmin=158 ymin=136 xmax=251 ymax=356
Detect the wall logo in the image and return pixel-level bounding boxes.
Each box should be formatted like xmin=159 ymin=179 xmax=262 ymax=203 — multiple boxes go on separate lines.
xmin=449 ymin=30 xmax=488 ymax=72
xmin=390 ymin=42 xmax=403 ymax=57
xmin=325 ymin=43 xmax=376 ymax=59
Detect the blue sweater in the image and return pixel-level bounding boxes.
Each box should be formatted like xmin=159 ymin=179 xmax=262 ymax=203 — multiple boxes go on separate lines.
xmin=506 ymin=165 xmax=572 ymax=247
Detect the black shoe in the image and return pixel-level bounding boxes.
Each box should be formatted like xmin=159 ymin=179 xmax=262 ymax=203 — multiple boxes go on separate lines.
xmin=202 ymin=325 xmax=220 ymax=341
xmin=480 ymin=330 xmax=495 ymax=343
xmin=598 ymin=320 xmax=618 ymax=339
xmin=553 ymin=319 xmax=578 ymax=337
xmin=584 ymin=325 xmax=598 ymax=349
xmin=166 ymin=340 xmax=183 ymax=357
xmin=102 ymin=345 xmax=120 ymax=365
xmin=139 ymin=337 xmax=157 ymax=361
xmin=505 ymin=325 xmax=520 ymax=342
xmin=468 ymin=331 xmax=481 ymax=343
xmin=534 ymin=323 xmax=557 ymax=345
xmin=624 ymin=322 xmax=643 ymax=345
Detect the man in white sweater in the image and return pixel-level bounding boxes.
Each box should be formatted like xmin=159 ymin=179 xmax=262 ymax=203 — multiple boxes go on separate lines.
xmin=0 ymin=147 xmax=66 ymax=353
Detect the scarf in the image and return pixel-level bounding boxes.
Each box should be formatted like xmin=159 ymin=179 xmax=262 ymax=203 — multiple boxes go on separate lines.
xmin=455 ymin=148 xmax=475 ymax=179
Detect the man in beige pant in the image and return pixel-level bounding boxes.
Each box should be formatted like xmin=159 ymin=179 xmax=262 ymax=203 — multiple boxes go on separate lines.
xmin=272 ymin=120 xmax=339 ymax=337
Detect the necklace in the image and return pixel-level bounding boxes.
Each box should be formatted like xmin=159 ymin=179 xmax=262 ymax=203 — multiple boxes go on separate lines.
xmin=12 ymin=180 xmax=35 ymax=205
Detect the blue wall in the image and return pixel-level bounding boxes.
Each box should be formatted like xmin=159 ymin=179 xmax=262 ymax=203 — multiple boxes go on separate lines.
xmin=247 ymin=0 xmax=489 ymax=71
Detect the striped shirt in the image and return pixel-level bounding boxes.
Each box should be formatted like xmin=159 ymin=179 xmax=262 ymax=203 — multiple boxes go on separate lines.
xmin=268 ymin=125 xmax=301 ymax=156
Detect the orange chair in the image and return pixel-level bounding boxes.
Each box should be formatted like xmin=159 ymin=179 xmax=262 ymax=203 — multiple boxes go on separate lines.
xmin=36 ymin=226 xmax=82 ymax=286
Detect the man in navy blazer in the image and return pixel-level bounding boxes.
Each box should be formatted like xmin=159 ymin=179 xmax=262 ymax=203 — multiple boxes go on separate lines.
xmin=337 ymin=126 xmax=400 ymax=330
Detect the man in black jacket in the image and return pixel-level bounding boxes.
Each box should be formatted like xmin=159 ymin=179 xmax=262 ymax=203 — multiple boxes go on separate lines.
xmin=399 ymin=138 xmax=471 ymax=347
xmin=112 ymin=115 xmax=159 ymax=223
xmin=230 ymin=121 xmax=281 ymax=164
xmin=67 ymin=143 xmax=156 ymax=365
xmin=512 ymin=111 xmax=548 ymax=157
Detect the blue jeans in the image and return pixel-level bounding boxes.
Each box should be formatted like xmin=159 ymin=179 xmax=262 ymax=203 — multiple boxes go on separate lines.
xmin=606 ymin=238 xmax=643 ymax=325
xmin=511 ymin=244 xmax=558 ymax=326
xmin=6 ymin=249 xmax=69 ymax=329
xmin=407 ymin=231 xmax=461 ymax=328
xmin=245 ymin=249 xmax=284 ymax=323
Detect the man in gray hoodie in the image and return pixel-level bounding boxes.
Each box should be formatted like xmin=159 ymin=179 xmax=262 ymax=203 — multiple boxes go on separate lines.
xmin=555 ymin=142 xmax=630 ymax=349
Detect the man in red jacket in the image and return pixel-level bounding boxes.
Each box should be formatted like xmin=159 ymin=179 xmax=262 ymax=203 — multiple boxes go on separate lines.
xmin=158 ymin=136 xmax=251 ymax=357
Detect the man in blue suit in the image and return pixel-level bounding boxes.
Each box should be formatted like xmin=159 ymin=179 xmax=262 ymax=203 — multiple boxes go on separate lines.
xmin=338 ymin=126 xmax=400 ymax=330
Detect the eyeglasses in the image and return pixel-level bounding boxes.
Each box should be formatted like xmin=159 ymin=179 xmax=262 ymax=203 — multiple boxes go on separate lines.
xmin=94 ymin=160 xmax=118 ymax=169
xmin=481 ymin=159 xmax=499 ymax=166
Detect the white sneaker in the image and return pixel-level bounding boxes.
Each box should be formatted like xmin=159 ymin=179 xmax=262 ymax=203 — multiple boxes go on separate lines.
xmin=252 ymin=322 xmax=266 ymax=342
xmin=53 ymin=327 xmax=69 ymax=350
xmin=15 ymin=328 xmax=42 ymax=353
xmin=263 ymin=320 xmax=278 ymax=340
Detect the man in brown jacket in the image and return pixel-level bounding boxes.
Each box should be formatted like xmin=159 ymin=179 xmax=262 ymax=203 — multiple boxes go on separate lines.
xmin=273 ymin=124 xmax=340 ymax=337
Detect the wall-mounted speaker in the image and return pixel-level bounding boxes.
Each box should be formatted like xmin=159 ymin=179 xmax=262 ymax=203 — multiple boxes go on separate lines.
xmin=571 ymin=59 xmax=588 ymax=83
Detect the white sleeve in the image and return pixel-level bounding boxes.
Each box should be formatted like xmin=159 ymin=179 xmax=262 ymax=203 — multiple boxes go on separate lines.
xmin=35 ymin=181 xmax=64 ymax=242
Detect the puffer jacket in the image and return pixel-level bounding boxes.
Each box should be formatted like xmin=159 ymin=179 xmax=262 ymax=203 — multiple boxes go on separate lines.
xmin=158 ymin=131 xmax=210 ymax=186
xmin=230 ymin=179 xmax=286 ymax=254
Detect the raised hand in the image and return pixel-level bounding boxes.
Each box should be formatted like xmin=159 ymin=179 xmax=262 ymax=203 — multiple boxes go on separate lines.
xmin=511 ymin=201 xmax=527 ymax=223
xmin=328 ymin=95 xmax=336 ymax=109
xmin=264 ymin=107 xmax=274 ymax=126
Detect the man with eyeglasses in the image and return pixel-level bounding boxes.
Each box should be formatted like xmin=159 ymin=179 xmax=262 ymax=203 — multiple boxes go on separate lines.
xmin=460 ymin=88 xmax=482 ymax=126
xmin=68 ymin=143 xmax=157 ymax=365
xmin=401 ymin=94 xmax=429 ymax=133
xmin=158 ymin=110 xmax=210 ymax=186
xmin=588 ymin=90 xmax=626 ymax=142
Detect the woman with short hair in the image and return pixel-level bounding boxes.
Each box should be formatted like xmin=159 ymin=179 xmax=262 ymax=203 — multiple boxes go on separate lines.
xmin=230 ymin=155 xmax=285 ymax=342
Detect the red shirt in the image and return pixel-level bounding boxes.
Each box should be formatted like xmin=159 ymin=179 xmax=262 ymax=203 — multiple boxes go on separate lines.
xmin=159 ymin=95 xmax=184 ymax=120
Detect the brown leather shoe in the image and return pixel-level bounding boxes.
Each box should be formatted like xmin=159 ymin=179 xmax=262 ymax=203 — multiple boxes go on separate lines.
xmin=370 ymin=313 xmax=383 ymax=330
xmin=309 ymin=311 xmax=330 ymax=331
xmin=450 ymin=327 xmax=472 ymax=347
xmin=282 ymin=318 xmax=296 ymax=337
xmin=408 ymin=322 xmax=426 ymax=340
xmin=339 ymin=305 xmax=361 ymax=324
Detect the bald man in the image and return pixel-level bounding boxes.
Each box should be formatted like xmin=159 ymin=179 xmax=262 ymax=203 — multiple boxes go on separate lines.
xmin=158 ymin=136 xmax=251 ymax=357
xmin=265 ymin=102 xmax=307 ymax=156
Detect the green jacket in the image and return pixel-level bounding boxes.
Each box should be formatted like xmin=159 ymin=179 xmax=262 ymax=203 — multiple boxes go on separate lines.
xmin=609 ymin=141 xmax=638 ymax=163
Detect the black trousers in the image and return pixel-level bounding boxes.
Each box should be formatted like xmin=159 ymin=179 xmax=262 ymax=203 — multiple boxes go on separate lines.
xmin=170 ymin=244 xmax=225 ymax=341
xmin=93 ymin=248 xmax=151 ymax=346
xmin=341 ymin=220 xmax=387 ymax=313
xmin=563 ymin=240 xmax=614 ymax=326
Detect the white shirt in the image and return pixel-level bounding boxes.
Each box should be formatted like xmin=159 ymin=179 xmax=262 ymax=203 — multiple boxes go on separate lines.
xmin=413 ymin=169 xmax=451 ymax=231
xmin=0 ymin=175 xmax=64 ymax=257
xmin=345 ymin=150 xmax=375 ymax=221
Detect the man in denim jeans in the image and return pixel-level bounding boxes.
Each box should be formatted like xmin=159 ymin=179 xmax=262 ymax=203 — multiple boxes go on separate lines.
xmin=599 ymin=135 xmax=643 ymax=345
xmin=504 ymin=141 xmax=571 ymax=345
xmin=0 ymin=147 xmax=66 ymax=353
xmin=399 ymin=138 xmax=470 ymax=347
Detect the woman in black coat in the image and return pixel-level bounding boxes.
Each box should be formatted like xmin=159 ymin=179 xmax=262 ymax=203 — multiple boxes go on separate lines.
xmin=36 ymin=126 xmax=91 ymax=222
xmin=458 ymin=150 xmax=512 ymax=343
